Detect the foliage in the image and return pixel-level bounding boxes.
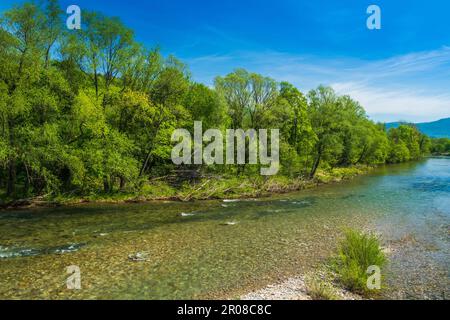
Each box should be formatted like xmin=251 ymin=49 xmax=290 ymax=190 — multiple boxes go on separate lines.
xmin=334 ymin=229 xmax=387 ymax=295
xmin=305 ymin=274 xmax=339 ymax=300
xmin=430 ymin=138 xmax=450 ymax=155
xmin=0 ymin=0 xmax=432 ymax=200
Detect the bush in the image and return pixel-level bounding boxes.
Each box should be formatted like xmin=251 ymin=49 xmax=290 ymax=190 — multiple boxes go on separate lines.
xmin=140 ymin=181 xmax=176 ymax=198
xmin=335 ymin=229 xmax=386 ymax=295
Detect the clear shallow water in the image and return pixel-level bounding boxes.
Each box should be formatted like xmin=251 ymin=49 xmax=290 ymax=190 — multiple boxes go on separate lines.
xmin=0 ymin=158 xmax=448 ymax=299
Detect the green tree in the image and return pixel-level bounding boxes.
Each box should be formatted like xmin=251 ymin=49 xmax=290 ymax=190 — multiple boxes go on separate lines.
xmin=307 ymin=86 xmax=344 ymax=178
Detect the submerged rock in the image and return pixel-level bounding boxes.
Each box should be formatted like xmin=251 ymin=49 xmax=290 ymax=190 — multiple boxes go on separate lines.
xmin=93 ymin=232 xmax=109 ymax=238
xmin=180 ymin=212 xmax=194 ymax=217
xmin=128 ymin=252 xmax=149 ymax=262
xmin=220 ymin=221 xmax=238 ymax=226
xmin=0 ymin=246 xmax=40 ymax=258
xmin=53 ymin=243 xmax=85 ymax=254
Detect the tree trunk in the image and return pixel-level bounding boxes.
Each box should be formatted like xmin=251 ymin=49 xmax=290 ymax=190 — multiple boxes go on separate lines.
xmin=139 ymin=150 xmax=152 ymax=177
xmin=94 ymin=72 xmax=99 ymax=99
xmin=309 ymin=145 xmax=322 ymax=179
xmin=6 ymin=159 xmax=16 ymax=196
xmin=119 ymin=176 xmax=125 ymax=190
xmin=6 ymin=118 xmax=15 ymax=196
xmin=356 ymin=145 xmax=368 ymax=164
xmin=45 ymin=46 xmax=51 ymax=69
xmin=110 ymin=176 xmax=115 ymax=193
xmin=103 ymin=177 xmax=110 ymax=193
xmin=24 ymin=164 xmax=31 ymax=195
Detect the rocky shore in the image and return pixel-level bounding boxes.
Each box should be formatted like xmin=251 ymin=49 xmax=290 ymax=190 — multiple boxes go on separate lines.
xmin=241 ymin=275 xmax=362 ymax=300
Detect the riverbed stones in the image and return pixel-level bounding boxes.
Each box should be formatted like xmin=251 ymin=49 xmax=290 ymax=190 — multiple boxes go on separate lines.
xmin=128 ymin=252 xmax=149 ymax=262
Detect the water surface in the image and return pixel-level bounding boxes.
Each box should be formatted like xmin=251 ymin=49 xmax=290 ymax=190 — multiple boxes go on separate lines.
xmin=0 ymin=158 xmax=448 ymax=299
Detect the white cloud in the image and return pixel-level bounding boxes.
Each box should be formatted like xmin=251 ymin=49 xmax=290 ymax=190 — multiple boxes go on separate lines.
xmin=331 ymin=82 xmax=450 ymax=123
xmin=186 ymin=47 xmax=450 ymax=122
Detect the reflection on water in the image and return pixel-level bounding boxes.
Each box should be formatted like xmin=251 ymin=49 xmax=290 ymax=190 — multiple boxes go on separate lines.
xmin=0 ymin=158 xmax=448 ymax=299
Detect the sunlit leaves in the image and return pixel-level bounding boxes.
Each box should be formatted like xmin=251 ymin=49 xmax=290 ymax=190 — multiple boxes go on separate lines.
xmin=0 ymin=1 xmax=432 ymax=197
xmin=72 ymin=90 xmax=107 ymax=137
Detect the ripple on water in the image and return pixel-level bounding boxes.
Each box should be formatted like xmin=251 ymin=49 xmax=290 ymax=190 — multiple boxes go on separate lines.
xmin=0 ymin=158 xmax=448 ymax=299
xmin=0 ymin=243 xmax=86 ymax=259
xmin=410 ymin=178 xmax=450 ymax=193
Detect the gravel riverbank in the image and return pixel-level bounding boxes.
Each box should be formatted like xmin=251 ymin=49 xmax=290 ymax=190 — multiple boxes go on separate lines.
xmin=240 ymin=276 xmax=362 ymax=300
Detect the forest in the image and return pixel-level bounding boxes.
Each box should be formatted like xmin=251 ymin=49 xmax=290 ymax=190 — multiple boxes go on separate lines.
xmin=430 ymin=138 xmax=450 ymax=155
xmin=0 ymin=0 xmax=434 ymax=202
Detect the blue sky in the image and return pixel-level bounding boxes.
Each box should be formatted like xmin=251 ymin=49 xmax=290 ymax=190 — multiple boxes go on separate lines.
xmin=1 ymin=0 xmax=449 ymax=122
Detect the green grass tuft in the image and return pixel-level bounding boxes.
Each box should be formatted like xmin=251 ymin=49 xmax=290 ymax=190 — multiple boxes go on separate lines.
xmin=305 ymin=274 xmax=339 ymax=300
xmin=334 ymin=229 xmax=387 ymax=296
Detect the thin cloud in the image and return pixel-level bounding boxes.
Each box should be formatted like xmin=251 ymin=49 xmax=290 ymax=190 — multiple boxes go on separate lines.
xmin=185 ymin=47 xmax=450 ymax=122
xmin=331 ymin=82 xmax=450 ymax=123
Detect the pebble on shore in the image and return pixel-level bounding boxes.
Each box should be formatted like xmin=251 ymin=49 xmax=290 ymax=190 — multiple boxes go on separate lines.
xmin=240 ymin=276 xmax=362 ymax=300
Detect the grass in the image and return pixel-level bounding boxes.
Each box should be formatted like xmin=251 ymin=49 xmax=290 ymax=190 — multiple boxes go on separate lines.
xmin=334 ymin=229 xmax=387 ymax=296
xmin=0 ymin=165 xmax=374 ymax=208
xmin=305 ymin=274 xmax=339 ymax=300
xmin=315 ymin=165 xmax=373 ymax=184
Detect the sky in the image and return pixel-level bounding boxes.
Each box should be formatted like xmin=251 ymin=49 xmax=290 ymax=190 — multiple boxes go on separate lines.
xmin=1 ymin=0 xmax=449 ymax=122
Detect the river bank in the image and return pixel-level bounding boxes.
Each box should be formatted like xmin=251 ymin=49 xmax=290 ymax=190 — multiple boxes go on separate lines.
xmin=0 ymin=165 xmax=373 ymax=210
xmin=240 ymin=275 xmax=362 ymax=300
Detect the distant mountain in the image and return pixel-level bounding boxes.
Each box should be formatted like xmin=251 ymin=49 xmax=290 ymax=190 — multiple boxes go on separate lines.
xmin=385 ymin=118 xmax=450 ymax=138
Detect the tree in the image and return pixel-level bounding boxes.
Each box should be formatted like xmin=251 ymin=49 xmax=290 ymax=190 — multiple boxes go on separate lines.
xmin=0 ymin=0 xmax=433 ymax=200
xmin=62 ymin=11 xmax=134 ymax=99
xmin=275 ymin=82 xmax=314 ymax=176
xmin=215 ymin=69 xmax=278 ymax=130
xmin=430 ymin=138 xmax=450 ymax=155
xmin=386 ymin=124 xmax=425 ymax=163
xmin=184 ymin=83 xmax=228 ymax=130
xmin=307 ymin=86 xmax=345 ymax=178
xmin=0 ymin=2 xmax=47 ymax=196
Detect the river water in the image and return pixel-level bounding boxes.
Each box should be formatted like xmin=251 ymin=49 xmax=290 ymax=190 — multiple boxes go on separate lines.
xmin=0 ymin=158 xmax=448 ymax=299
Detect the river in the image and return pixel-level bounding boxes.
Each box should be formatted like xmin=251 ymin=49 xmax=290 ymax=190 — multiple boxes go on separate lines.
xmin=0 ymin=158 xmax=448 ymax=299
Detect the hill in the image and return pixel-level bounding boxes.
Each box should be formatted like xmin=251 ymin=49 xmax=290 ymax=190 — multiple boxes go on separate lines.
xmin=385 ymin=118 xmax=450 ymax=138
